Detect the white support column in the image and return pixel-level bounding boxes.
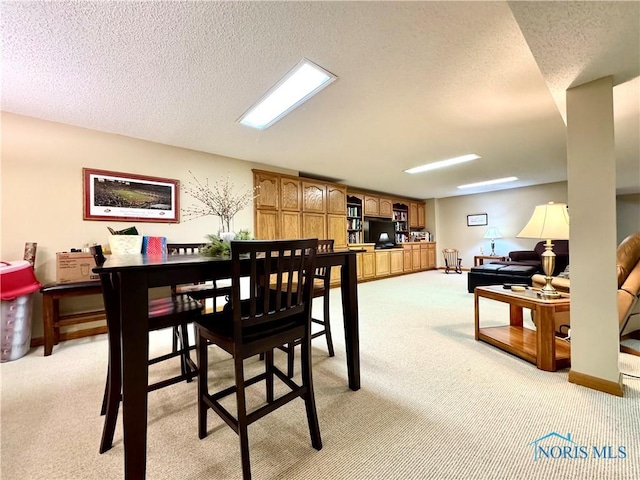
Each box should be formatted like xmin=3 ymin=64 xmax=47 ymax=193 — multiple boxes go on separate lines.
xmin=566 ymin=77 xmax=622 ymax=395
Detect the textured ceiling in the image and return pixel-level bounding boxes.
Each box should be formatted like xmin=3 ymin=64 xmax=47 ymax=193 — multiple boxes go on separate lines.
xmin=2 ymin=1 xmax=638 ymax=199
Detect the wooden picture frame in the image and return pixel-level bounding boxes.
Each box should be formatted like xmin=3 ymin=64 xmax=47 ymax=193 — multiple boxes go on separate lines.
xmin=83 ymin=168 xmax=179 ymax=223
xmin=467 ymin=213 xmax=488 ymax=227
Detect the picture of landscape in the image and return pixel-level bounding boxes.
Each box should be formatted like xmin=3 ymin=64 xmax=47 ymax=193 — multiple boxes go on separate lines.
xmin=93 ymin=177 xmax=172 ymax=210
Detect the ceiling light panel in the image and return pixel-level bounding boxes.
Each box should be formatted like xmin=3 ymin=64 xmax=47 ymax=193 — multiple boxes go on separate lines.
xmin=457 ymin=177 xmax=518 ymax=189
xmin=404 ymin=154 xmax=481 ymax=174
xmin=239 ymin=59 xmax=336 ymax=130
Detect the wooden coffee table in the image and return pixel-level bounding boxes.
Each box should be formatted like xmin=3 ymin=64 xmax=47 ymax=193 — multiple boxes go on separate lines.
xmin=474 ymin=285 xmax=571 ymax=371
xmin=473 ymin=255 xmax=507 ymax=266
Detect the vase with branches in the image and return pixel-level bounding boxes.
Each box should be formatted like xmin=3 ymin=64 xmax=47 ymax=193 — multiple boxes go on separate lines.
xmin=182 ymin=170 xmax=260 ymax=245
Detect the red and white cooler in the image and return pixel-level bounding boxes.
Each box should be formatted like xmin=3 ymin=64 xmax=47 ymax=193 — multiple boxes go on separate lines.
xmin=1 ymin=260 xmax=42 ymax=362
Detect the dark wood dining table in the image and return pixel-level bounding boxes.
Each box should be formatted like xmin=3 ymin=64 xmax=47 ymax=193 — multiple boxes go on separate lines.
xmin=92 ymin=248 xmax=361 ymax=480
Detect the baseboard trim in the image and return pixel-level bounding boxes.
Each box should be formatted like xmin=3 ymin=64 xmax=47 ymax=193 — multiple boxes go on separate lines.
xmin=568 ymin=369 xmax=624 ymax=397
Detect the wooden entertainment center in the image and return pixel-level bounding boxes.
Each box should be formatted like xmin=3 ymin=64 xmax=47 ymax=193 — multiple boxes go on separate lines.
xmin=253 ymin=169 xmax=435 ymax=282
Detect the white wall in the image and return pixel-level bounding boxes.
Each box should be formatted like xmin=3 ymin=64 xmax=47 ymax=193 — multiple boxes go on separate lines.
xmin=432 ymin=182 xmax=568 ymax=268
xmin=0 ymin=113 xmax=296 ymax=338
xmin=617 ymin=193 xmax=640 ymax=243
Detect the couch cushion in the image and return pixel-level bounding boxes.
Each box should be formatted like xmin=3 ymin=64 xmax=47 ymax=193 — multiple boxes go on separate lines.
xmin=497 ymin=265 xmax=539 ymax=276
xmin=470 ymin=263 xmax=506 ymax=273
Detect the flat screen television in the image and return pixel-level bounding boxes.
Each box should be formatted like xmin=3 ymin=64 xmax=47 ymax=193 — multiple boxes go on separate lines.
xmin=364 ymin=218 xmax=396 ymax=249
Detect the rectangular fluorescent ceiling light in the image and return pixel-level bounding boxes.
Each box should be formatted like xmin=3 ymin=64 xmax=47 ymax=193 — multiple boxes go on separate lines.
xmin=404 ymin=154 xmax=481 ymax=174
xmin=457 ymin=176 xmax=518 ymax=189
xmin=238 ymin=58 xmax=336 ymax=130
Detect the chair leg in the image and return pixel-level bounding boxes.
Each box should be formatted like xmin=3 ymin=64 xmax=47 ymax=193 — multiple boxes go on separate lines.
xmin=100 ymin=309 xmax=122 ymax=454
xmin=265 ymin=349 xmax=274 ymax=403
xmin=196 ymin=330 xmax=208 ymax=440
xmin=300 ymin=334 xmax=322 ymax=451
xmin=100 ymin=364 xmax=109 ymax=416
xmin=287 ymin=342 xmax=295 ymax=378
xmin=178 ymin=323 xmax=195 ymax=382
xmin=234 ymin=356 xmax=252 ymax=480
xmin=322 ymin=293 xmax=335 ymax=357
xmin=99 ymin=367 xmax=121 ymax=453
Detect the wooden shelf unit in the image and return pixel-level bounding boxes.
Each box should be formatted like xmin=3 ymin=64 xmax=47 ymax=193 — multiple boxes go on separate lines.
xmin=253 ymin=169 xmax=435 ymax=284
xmin=392 ymin=202 xmax=409 ymax=243
xmin=347 ymin=194 xmax=363 ymax=244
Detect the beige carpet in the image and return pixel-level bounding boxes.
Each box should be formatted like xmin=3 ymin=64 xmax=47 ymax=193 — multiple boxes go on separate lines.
xmin=1 ymin=271 xmax=639 ymax=479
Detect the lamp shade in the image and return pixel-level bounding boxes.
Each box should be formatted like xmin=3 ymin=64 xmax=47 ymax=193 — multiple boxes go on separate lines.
xmin=378 ymin=232 xmax=390 ymax=242
xmin=483 ymin=227 xmax=502 ymax=239
xmin=517 ymin=202 xmax=569 ymax=239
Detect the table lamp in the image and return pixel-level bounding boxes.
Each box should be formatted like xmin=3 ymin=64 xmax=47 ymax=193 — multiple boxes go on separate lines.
xmin=378 ymin=232 xmax=393 ymax=248
xmin=483 ymin=227 xmax=502 ymax=256
xmin=517 ymin=202 xmax=569 ymax=298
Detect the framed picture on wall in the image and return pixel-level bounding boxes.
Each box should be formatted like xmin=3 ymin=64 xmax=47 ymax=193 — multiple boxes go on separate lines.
xmin=467 ymin=213 xmax=488 ymax=227
xmin=83 ymin=168 xmax=180 ymax=223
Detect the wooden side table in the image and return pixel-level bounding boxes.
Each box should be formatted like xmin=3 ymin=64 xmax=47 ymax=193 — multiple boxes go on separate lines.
xmin=474 ymin=255 xmax=507 ymax=266
xmin=474 ymin=285 xmax=571 ymax=371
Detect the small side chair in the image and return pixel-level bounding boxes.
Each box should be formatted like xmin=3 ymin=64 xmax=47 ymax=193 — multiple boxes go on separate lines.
xmin=167 ymin=242 xmax=232 ymax=313
xmin=195 ymin=239 xmax=322 ymax=480
xmin=443 ymin=248 xmax=462 ymax=274
xmin=91 ymin=245 xmax=203 ymax=454
xmin=278 ymin=238 xmax=335 ymax=377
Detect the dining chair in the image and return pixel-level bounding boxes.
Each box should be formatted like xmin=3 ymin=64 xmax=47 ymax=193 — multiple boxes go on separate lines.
xmin=195 ymin=238 xmax=322 ymax=480
xmin=277 ymin=238 xmax=335 ymax=377
xmin=167 ymin=243 xmax=232 ymax=313
xmin=443 ymin=248 xmax=462 ymax=274
xmin=91 ymin=245 xmax=204 ymax=454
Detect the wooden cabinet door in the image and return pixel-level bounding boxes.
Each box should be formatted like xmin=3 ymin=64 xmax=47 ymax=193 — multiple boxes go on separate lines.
xmin=255 ymin=210 xmax=278 ymax=239
xmin=302 ymin=181 xmax=326 ymax=213
xmin=281 ymin=211 xmax=301 ymax=239
xmin=363 ymin=195 xmax=379 ymax=216
xmin=375 ymin=251 xmax=390 ymax=277
xmin=420 ymin=245 xmax=429 ymax=269
xmin=390 ymin=249 xmax=404 ymax=274
xmin=356 ymin=252 xmax=363 ymax=281
xmin=412 ymin=245 xmax=421 ymax=271
xmin=280 ymin=177 xmax=301 ymax=211
xmin=302 ymin=213 xmax=326 ymax=239
xmin=403 ymin=246 xmax=412 ymax=272
xmin=379 ymin=198 xmax=393 ymax=218
xmin=362 ymin=252 xmax=376 ymax=279
xmin=327 ymin=214 xmax=348 ymax=248
xmin=327 ymin=184 xmax=346 ymax=215
xmin=417 ymin=204 xmax=426 ymax=228
xmin=409 ymin=202 xmax=418 ymax=228
xmin=427 ymin=243 xmax=436 ymax=268
xmin=254 ymin=172 xmax=279 ymax=210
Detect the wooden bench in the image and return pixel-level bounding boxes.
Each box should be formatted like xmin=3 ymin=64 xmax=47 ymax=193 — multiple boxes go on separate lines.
xmin=40 ymin=281 xmax=107 ymax=356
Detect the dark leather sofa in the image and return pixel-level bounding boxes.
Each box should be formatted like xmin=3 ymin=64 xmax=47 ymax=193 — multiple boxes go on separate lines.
xmin=490 ymin=240 xmax=570 ymax=276
xmin=467 ymin=240 xmax=569 ymax=293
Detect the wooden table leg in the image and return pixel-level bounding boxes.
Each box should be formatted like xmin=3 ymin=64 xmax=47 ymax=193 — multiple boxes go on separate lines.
xmin=474 ymin=290 xmax=480 ymax=340
xmin=509 ymin=304 xmax=523 ymax=327
xmin=341 ymin=253 xmax=360 ymax=391
xmin=536 ymin=305 xmax=556 ymax=371
xmin=118 ymin=271 xmax=150 ymax=480
xmin=42 ymin=294 xmax=55 ymax=356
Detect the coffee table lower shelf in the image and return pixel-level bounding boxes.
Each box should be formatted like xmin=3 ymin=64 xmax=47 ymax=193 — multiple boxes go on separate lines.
xmin=478 ymin=326 xmax=571 ymax=370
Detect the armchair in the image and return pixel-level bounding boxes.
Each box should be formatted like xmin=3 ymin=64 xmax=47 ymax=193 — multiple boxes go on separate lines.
xmin=532 ymin=231 xmax=640 ymax=354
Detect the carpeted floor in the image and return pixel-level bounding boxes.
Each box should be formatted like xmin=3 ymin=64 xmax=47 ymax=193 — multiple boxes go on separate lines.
xmin=1 ymin=270 xmax=639 ymax=479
